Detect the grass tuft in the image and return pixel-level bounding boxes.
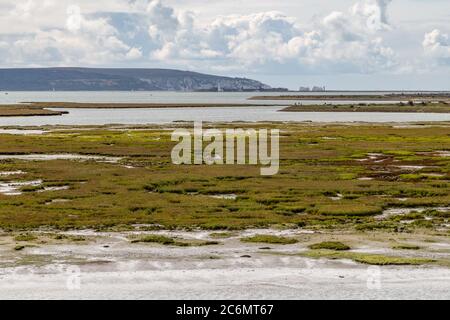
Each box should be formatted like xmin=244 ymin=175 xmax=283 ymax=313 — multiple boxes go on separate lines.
xmin=302 ymin=250 xmax=434 ymax=265
xmin=317 ymin=204 xmax=382 ymax=216
xmin=392 ymin=244 xmax=421 ymax=250
xmin=241 ymin=235 xmax=298 ymax=245
xmin=209 ymin=232 xmax=236 ymax=239
xmin=131 ymin=235 xmax=177 ymax=245
xmin=14 ymin=234 xmax=37 ymax=242
xmin=130 ymin=234 xmax=219 ymax=247
xmin=309 ymin=241 xmax=350 ymax=251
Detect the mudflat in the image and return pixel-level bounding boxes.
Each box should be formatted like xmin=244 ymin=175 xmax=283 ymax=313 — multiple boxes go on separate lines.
xmin=0 ymin=105 xmax=68 ymax=117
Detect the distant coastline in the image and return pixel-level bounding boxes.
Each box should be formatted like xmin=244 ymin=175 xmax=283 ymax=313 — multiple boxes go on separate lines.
xmin=0 ymin=67 xmax=278 ymax=92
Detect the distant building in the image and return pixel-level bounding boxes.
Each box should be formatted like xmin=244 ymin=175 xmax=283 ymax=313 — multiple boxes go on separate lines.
xmin=312 ymin=86 xmax=326 ymax=92
xmin=299 ymin=86 xmax=310 ymax=92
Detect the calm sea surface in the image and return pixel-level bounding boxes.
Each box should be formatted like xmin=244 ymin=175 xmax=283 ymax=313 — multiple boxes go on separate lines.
xmin=0 ymin=91 xmax=449 ymax=125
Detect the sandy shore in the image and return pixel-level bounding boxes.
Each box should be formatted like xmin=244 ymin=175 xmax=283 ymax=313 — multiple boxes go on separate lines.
xmin=2 ymin=265 xmax=449 ymax=300
xmin=1 ymin=229 xmax=449 ymax=300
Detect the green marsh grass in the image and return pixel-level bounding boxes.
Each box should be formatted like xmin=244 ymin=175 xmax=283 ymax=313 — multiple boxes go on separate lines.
xmin=302 ymin=250 xmax=435 ymax=265
xmin=241 ymin=235 xmax=298 ymax=245
xmin=308 ymin=241 xmax=351 ymax=251
xmin=0 ymin=123 xmax=448 ymax=232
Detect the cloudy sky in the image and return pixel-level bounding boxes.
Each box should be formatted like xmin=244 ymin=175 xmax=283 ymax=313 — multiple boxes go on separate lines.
xmin=0 ymin=0 xmax=449 ymax=90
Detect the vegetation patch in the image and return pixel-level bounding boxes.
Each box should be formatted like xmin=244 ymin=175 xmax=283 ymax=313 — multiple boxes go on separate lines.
xmin=302 ymin=250 xmax=435 ymax=265
xmin=0 ymin=123 xmax=448 ymax=233
xmin=209 ymin=232 xmax=236 ymax=239
xmin=130 ymin=234 xmax=219 ymax=247
xmin=51 ymin=234 xmax=87 ymax=242
xmin=392 ymin=244 xmax=421 ymax=250
xmin=317 ymin=204 xmax=382 ymax=216
xmin=241 ymin=235 xmax=298 ymax=245
xmin=14 ymin=234 xmax=37 ymax=242
xmin=308 ymin=241 xmax=351 ymax=251
xmin=279 ymin=102 xmax=450 ymax=113
xmin=130 ymin=235 xmax=179 ymax=245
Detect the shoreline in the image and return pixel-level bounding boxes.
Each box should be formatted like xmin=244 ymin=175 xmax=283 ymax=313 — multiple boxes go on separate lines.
xmin=0 ymin=105 xmax=68 ymax=117
xmin=23 ymin=102 xmax=282 ymax=108
xmin=250 ymin=93 xmax=450 ymax=102
xmin=280 ymin=103 xmax=450 ymax=113
xmin=0 ymin=102 xmax=281 ymax=118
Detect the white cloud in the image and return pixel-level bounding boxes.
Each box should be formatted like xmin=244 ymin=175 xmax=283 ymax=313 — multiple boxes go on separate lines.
xmin=127 ymin=0 xmax=397 ymax=74
xmin=423 ymin=29 xmax=450 ymax=63
xmin=147 ymin=0 xmax=179 ymax=32
xmin=2 ymin=11 xmax=133 ymax=65
xmin=126 ymin=47 xmax=143 ymax=60
xmin=66 ymin=5 xmax=83 ymax=32
xmin=152 ymin=42 xmax=176 ymax=60
xmin=164 ymin=1 xmax=396 ymax=73
xmin=0 ymin=0 xmax=448 ymax=87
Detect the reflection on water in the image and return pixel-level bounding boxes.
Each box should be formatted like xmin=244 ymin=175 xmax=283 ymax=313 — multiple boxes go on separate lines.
xmin=0 ymin=90 xmax=417 ymax=105
xmin=0 ymin=91 xmax=449 ymax=126
xmin=0 ymin=107 xmax=449 ymax=126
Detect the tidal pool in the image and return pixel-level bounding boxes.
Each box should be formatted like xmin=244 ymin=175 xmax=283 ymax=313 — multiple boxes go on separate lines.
xmin=0 ymin=154 xmax=121 ymax=163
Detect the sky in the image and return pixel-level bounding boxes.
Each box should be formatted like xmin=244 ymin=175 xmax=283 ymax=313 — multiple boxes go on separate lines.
xmin=0 ymin=0 xmax=449 ymax=90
